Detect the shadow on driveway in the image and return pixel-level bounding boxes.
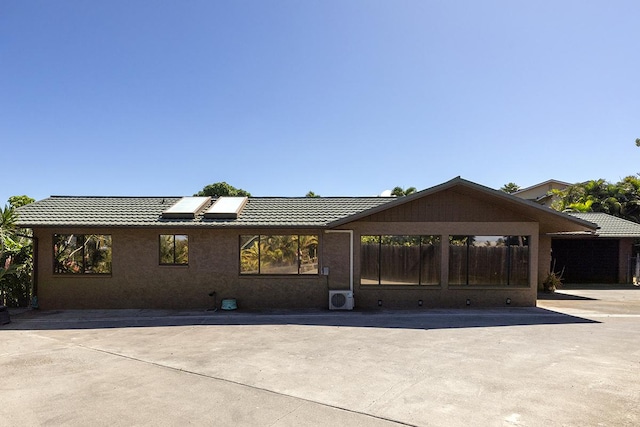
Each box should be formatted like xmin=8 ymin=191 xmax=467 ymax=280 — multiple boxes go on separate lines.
xmin=2 ymin=307 xmax=598 ymax=331
xmin=537 ymin=292 xmax=596 ymax=301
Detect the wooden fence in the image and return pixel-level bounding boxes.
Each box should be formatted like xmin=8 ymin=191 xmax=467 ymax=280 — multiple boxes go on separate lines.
xmin=449 ymin=246 xmax=529 ymax=285
xmin=361 ymin=244 xmax=440 ymax=285
xmin=361 ymin=244 xmax=528 ymax=285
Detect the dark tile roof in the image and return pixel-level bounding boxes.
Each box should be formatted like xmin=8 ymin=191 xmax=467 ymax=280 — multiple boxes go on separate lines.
xmin=568 ymin=213 xmax=640 ymax=237
xmin=15 ymin=196 xmax=394 ymax=228
xmin=14 ymin=178 xmax=599 ymax=234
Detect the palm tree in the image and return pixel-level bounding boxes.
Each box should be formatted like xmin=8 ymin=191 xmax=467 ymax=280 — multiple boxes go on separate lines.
xmin=0 ymin=205 xmax=18 ymax=304
xmin=0 ymin=205 xmax=17 ymax=253
xmin=552 ymin=180 xmax=606 ymax=212
xmin=619 ymin=176 xmax=640 ymax=222
xmin=566 ymin=199 xmax=594 ymax=213
xmin=391 ymin=186 xmax=417 ymax=197
xmin=551 ymin=178 xmax=639 ymax=221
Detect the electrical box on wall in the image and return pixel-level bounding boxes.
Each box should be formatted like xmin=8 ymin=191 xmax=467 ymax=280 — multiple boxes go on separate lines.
xmin=322 ymin=267 xmax=329 ymax=275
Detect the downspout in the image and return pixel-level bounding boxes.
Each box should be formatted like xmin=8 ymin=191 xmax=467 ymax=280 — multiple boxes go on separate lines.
xmin=324 ymin=230 xmax=354 ymax=293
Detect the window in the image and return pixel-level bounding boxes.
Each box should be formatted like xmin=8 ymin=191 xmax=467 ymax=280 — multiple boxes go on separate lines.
xmin=360 ymin=235 xmax=441 ymax=285
xmin=448 ymin=235 xmax=529 ymax=286
xmin=240 ymin=235 xmax=318 ymax=275
xmin=160 ymin=234 xmax=189 ymax=265
xmin=53 ymin=234 xmax=112 ymax=274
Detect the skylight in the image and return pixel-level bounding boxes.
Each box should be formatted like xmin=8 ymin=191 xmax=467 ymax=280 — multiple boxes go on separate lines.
xmin=162 ymin=197 xmax=211 ymax=219
xmin=204 ymin=197 xmax=248 ymax=219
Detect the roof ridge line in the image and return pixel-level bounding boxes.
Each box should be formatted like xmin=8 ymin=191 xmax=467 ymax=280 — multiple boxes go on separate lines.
xmin=49 ymin=195 xmax=184 ymax=199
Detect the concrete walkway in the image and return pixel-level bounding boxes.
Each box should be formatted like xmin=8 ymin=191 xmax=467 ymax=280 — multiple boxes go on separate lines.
xmin=2 ymin=287 xmax=639 ymax=426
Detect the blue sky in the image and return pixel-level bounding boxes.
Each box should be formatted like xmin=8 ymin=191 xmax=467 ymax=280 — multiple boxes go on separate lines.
xmin=1 ymin=1 xmax=638 ymax=204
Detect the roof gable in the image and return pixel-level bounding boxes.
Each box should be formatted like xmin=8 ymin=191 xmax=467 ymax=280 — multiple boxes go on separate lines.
xmin=328 ymin=177 xmax=597 ymax=234
xmin=353 ymin=187 xmax=525 ymax=223
xmin=513 ymin=179 xmax=572 ymax=196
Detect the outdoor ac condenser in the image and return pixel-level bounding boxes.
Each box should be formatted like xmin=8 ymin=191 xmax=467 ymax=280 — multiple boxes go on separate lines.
xmin=329 ymin=290 xmax=354 ymax=310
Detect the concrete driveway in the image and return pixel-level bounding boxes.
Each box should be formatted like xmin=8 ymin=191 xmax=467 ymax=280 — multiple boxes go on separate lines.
xmin=2 ymin=287 xmax=639 ymax=426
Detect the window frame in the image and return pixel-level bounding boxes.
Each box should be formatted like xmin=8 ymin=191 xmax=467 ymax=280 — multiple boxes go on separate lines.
xmin=239 ymin=234 xmax=319 ymax=276
xmin=159 ymin=234 xmax=189 ymax=266
xmin=53 ymin=233 xmax=112 ymax=275
xmin=448 ymin=235 xmax=530 ymax=286
xmin=360 ymin=235 xmax=441 ymax=286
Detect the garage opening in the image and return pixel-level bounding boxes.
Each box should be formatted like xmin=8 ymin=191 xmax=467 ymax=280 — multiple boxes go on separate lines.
xmin=551 ymin=239 xmax=618 ymax=283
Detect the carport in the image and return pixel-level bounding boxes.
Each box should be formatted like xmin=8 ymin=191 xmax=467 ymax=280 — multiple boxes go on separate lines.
xmin=552 ymin=238 xmax=619 ymax=283
xmin=551 ymin=213 xmax=640 ymax=284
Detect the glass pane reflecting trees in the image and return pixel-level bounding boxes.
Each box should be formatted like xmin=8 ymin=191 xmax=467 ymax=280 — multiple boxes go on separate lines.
xmin=240 ymin=235 xmax=318 ymax=275
xmin=54 ymin=234 xmax=112 ymax=274
xmin=160 ymin=235 xmax=189 ymax=265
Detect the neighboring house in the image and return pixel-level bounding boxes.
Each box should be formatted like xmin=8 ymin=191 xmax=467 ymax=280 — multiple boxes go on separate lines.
xmin=15 ymin=177 xmax=596 ymax=310
xmin=550 ymin=213 xmax=640 ymax=284
xmin=512 ymin=179 xmax=571 ymax=207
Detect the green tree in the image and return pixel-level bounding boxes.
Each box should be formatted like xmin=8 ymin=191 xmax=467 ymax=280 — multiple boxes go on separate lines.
xmin=618 ymin=175 xmax=640 ymax=222
xmin=500 ymin=182 xmax=521 ymax=194
xmin=0 ymin=205 xmax=18 ymax=253
xmin=391 ymin=186 xmax=417 ymax=197
xmin=305 ymin=191 xmax=320 ymax=198
xmin=1 ymin=198 xmax=35 ymax=307
xmin=551 ymin=179 xmax=608 ymax=212
xmin=551 ymin=177 xmax=640 ymax=223
xmin=8 ymin=195 xmax=35 ymax=209
xmin=635 ymin=138 xmax=640 ymax=147
xmin=195 ymin=182 xmax=251 ymax=198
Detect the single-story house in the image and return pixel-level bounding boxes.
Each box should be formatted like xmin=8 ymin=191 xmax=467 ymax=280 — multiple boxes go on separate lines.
xmin=15 ymin=177 xmax=597 ymax=310
xmin=550 ymin=212 xmax=640 ymax=284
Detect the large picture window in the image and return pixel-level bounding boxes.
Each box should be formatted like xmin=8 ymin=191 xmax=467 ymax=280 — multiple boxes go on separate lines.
xmin=448 ymin=235 xmax=529 ymax=286
xmin=53 ymin=234 xmax=112 ymax=274
xmin=360 ymin=235 xmax=441 ymax=285
xmin=160 ymin=235 xmax=189 ymax=265
xmin=240 ymin=235 xmax=318 ymax=275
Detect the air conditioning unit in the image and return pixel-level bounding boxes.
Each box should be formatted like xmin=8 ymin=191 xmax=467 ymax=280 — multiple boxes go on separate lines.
xmin=329 ymin=290 xmax=354 ymax=310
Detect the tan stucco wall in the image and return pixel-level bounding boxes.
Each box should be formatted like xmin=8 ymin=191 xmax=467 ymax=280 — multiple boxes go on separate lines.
xmin=322 ymin=231 xmax=352 ymax=291
xmin=539 ymin=235 xmax=553 ymax=289
xmin=34 ymin=220 xmax=542 ymax=310
xmin=34 ymin=227 xmax=328 ymax=310
xmin=514 ymin=182 xmax=568 ymax=206
xmin=619 ymin=238 xmax=635 ymax=283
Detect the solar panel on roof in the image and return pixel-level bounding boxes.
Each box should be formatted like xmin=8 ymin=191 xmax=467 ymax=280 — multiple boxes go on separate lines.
xmin=162 ymin=197 xmax=211 ymax=219
xmin=204 ymin=197 xmax=248 ymax=219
